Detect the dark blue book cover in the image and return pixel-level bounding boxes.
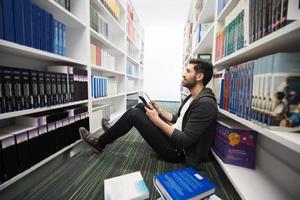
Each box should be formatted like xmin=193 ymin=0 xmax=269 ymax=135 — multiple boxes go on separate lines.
xmin=0 ymin=0 xmax=4 ymax=39
xmin=47 ymin=13 xmax=53 ymax=53
xmin=14 ymin=0 xmax=25 ymax=45
xmin=58 ymin=21 xmax=62 ymax=55
xmin=32 ymin=4 xmax=41 ymax=49
xmin=2 ymin=0 xmax=15 ymax=42
xmin=154 ymin=167 xmax=215 ymax=200
xmin=40 ymin=8 xmax=47 ymax=51
xmin=62 ymin=23 xmax=65 ymax=56
xmin=23 ymin=0 xmax=32 ymax=47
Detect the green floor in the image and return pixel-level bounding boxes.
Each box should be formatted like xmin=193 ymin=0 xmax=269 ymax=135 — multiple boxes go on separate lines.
xmin=0 ymin=102 xmax=241 ymax=200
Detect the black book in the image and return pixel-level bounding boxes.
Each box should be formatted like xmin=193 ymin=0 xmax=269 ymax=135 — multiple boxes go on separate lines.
xmin=56 ymin=73 xmax=62 ymax=104
xmin=44 ymin=72 xmax=52 ymax=106
xmin=61 ymin=73 xmax=67 ymax=103
xmin=262 ymin=0 xmax=268 ymax=36
xmin=3 ymin=67 xmax=13 ymax=112
xmin=65 ymin=0 xmax=70 ymax=11
xmin=276 ymin=0 xmax=282 ymax=30
xmin=68 ymin=73 xmax=74 ymax=102
xmin=12 ymin=68 xmax=23 ymax=111
xmin=73 ymin=68 xmax=88 ymax=76
xmin=21 ymin=69 xmax=32 ymax=110
xmin=30 ymin=70 xmax=39 ymax=108
xmin=15 ymin=131 xmax=30 ymax=172
xmin=38 ymin=71 xmax=46 ymax=107
xmin=0 ymin=68 xmax=5 ymax=113
xmin=51 ymin=73 xmax=58 ymax=105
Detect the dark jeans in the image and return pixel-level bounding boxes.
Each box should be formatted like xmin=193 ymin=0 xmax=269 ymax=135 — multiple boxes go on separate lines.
xmin=97 ymin=103 xmax=184 ymax=162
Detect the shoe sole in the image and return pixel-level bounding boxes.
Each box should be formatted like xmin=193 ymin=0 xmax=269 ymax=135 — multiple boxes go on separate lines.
xmin=79 ymin=130 xmax=100 ymax=153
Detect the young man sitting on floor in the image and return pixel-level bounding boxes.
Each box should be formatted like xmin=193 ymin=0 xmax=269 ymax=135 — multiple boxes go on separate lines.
xmin=79 ymin=58 xmax=217 ymax=168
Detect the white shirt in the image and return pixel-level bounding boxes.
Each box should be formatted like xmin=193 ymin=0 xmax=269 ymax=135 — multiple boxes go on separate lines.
xmin=172 ymin=97 xmax=194 ymax=131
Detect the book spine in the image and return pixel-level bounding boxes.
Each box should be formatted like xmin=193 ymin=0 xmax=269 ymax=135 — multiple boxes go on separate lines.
xmin=53 ymin=20 xmax=59 ymax=54
xmin=0 ymin=0 xmax=3 ymax=39
xmin=0 ymin=68 xmax=4 ymax=113
xmin=40 ymin=8 xmax=47 ymax=51
xmin=2 ymin=0 xmax=15 ymax=42
xmin=61 ymin=73 xmax=67 ymax=103
xmin=12 ymin=68 xmax=24 ymax=111
xmin=30 ymin=70 xmax=39 ymax=108
xmin=51 ymin=73 xmax=57 ymax=105
xmin=14 ymin=0 xmax=25 ymax=45
xmin=56 ymin=73 xmax=62 ymax=104
xmin=280 ymin=0 xmax=288 ymax=27
xmin=58 ymin=21 xmax=62 ymax=55
xmin=44 ymin=72 xmax=52 ymax=106
xmin=21 ymin=69 xmax=32 ymax=109
xmin=62 ymin=23 xmax=65 ymax=56
xmin=47 ymin=13 xmax=54 ymax=53
xmin=23 ymin=0 xmax=32 ymax=47
xmin=38 ymin=71 xmax=46 ymax=107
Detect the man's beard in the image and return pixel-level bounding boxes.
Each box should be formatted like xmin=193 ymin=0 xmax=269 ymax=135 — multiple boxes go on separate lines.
xmin=182 ymin=76 xmax=197 ymax=89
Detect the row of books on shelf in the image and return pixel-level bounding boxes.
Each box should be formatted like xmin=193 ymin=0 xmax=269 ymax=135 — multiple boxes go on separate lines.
xmin=0 ymin=105 xmax=89 ymax=184
xmin=0 ymin=0 xmax=66 ymax=56
xmin=213 ymin=52 xmax=300 ymax=129
xmin=90 ymin=43 xmax=115 ymax=69
xmin=215 ymin=1 xmax=245 ymax=60
xmin=91 ymin=75 xmax=118 ymax=98
xmin=213 ymin=118 xmax=258 ymax=169
xmin=126 ymin=61 xmax=137 ymax=76
xmin=90 ymin=6 xmax=109 ymax=39
xmin=249 ymin=0 xmax=299 ymax=43
xmin=100 ymin=0 xmax=121 ymax=21
xmin=54 ymin=0 xmax=71 ymax=12
xmin=104 ymin=167 xmax=216 ymax=200
xmin=0 ymin=66 xmax=88 ymax=114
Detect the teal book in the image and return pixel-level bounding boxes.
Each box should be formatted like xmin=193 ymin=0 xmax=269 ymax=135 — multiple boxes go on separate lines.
xmin=154 ymin=167 xmax=215 ymax=200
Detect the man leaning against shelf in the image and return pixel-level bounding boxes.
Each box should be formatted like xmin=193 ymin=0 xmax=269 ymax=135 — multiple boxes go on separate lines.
xmin=79 ymin=58 xmax=217 ymax=169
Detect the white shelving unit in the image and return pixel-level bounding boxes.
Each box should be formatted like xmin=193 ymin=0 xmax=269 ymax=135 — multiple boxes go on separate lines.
xmin=184 ymin=0 xmax=300 ymax=199
xmin=0 ymin=0 xmax=144 ymax=189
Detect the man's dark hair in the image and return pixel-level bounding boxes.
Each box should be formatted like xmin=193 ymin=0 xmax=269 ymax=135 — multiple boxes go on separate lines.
xmin=275 ymin=91 xmax=285 ymax=101
xmin=189 ymin=58 xmax=213 ymax=86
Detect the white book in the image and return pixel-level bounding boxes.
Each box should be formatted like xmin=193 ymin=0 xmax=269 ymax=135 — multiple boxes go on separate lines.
xmin=104 ymin=171 xmax=149 ymax=200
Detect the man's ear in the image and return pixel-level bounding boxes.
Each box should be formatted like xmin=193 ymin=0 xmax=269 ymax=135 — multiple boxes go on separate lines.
xmin=196 ymin=73 xmax=204 ymax=82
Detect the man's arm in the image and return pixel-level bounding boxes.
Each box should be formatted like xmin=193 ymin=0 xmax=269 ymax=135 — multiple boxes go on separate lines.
xmin=145 ymin=106 xmax=175 ymax=137
xmin=150 ymin=101 xmax=174 ymax=122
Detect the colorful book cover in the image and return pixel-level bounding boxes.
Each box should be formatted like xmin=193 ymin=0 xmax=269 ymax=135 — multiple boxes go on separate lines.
xmin=154 ymin=167 xmax=215 ymax=200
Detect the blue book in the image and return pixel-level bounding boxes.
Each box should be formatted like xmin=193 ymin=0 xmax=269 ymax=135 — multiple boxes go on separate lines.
xmin=2 ymin=0 xmax=15 ymax=42
xmin=154 ymin=167 xmax=215 ymax=200
xmin=53 ymin=19 xmax=59 ymax=54
xmin=40 ymin=8 xmax=47 ymax=51
xmin=47 ymin=13 xmax=53 ymax=53
xmin=0 ymin=0 xmax=3 ymax=39
xmin=62 ymin=23 xmax=65 ymax=55
xmin=23 ymin=0 xmax=32 ymax=47
xmin=58 ymin=21 xmax=62 ymax=55
xmin=32 ymin=4 xmax=41 ymax=49
xmin=14 ymin=0 xmax=25 ymax=45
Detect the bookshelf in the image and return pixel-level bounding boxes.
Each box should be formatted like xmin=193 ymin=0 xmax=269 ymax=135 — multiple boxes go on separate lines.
xmin=184 ymin=0 xmax=300 ymax=199
xmin=0 ymin=0 xmax=144 ymax=189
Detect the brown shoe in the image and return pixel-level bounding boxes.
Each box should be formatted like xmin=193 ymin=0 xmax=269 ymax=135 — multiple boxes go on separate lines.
xmin=79 ymin=127 xmax=103 ymax=152
xmin=102 ymin=118 xmax=110 ymax=132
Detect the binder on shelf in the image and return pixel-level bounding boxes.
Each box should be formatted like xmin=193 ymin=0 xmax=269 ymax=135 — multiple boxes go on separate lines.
xmin=0 ymin=133 xmax=19 ymax=180
xmin=23 ymin=0 xmax=32 ymax=47
xmin=15 ymin=131 xmax=30 ymax=172
xmin=53 ymin=19 xmax=59 ymax=54
xmin=30 ymin=70 xmax=39 ymax=108
xmin=12 ymin=68 xmax=23 ymax=111
xmin=40 ymin=8 xmax=47 ymax=51
xmin=0 ymin=0 xmax=3 ymax=39
xmin=13 ymin=0 xmax=25 ymax=45
xmin=21 ymin=69 xmax=32 ymax=110
xmin=51 ymin=73 xmax=58 ymax=105
xmin=47 ymin=13 xmax=54 ymax=53
xmin=32 ymin=3 xmax=41 ymax=49
xmin=44 ymin=72 xmax=52 ymax=106
xmin=61 ymin=73 xmax=67 ymax=103
xmin=3 ymin=67 xmax=13 ymax=112
xmin=2 ymin=0 xmax=15 ymax=42
xmin=38 ymin=71 xmax=46 ymax=107
xmin=68 ymin=72 xmax=74 ymax=102
xmin=56 ymin=73 xmax=62 ymax=104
